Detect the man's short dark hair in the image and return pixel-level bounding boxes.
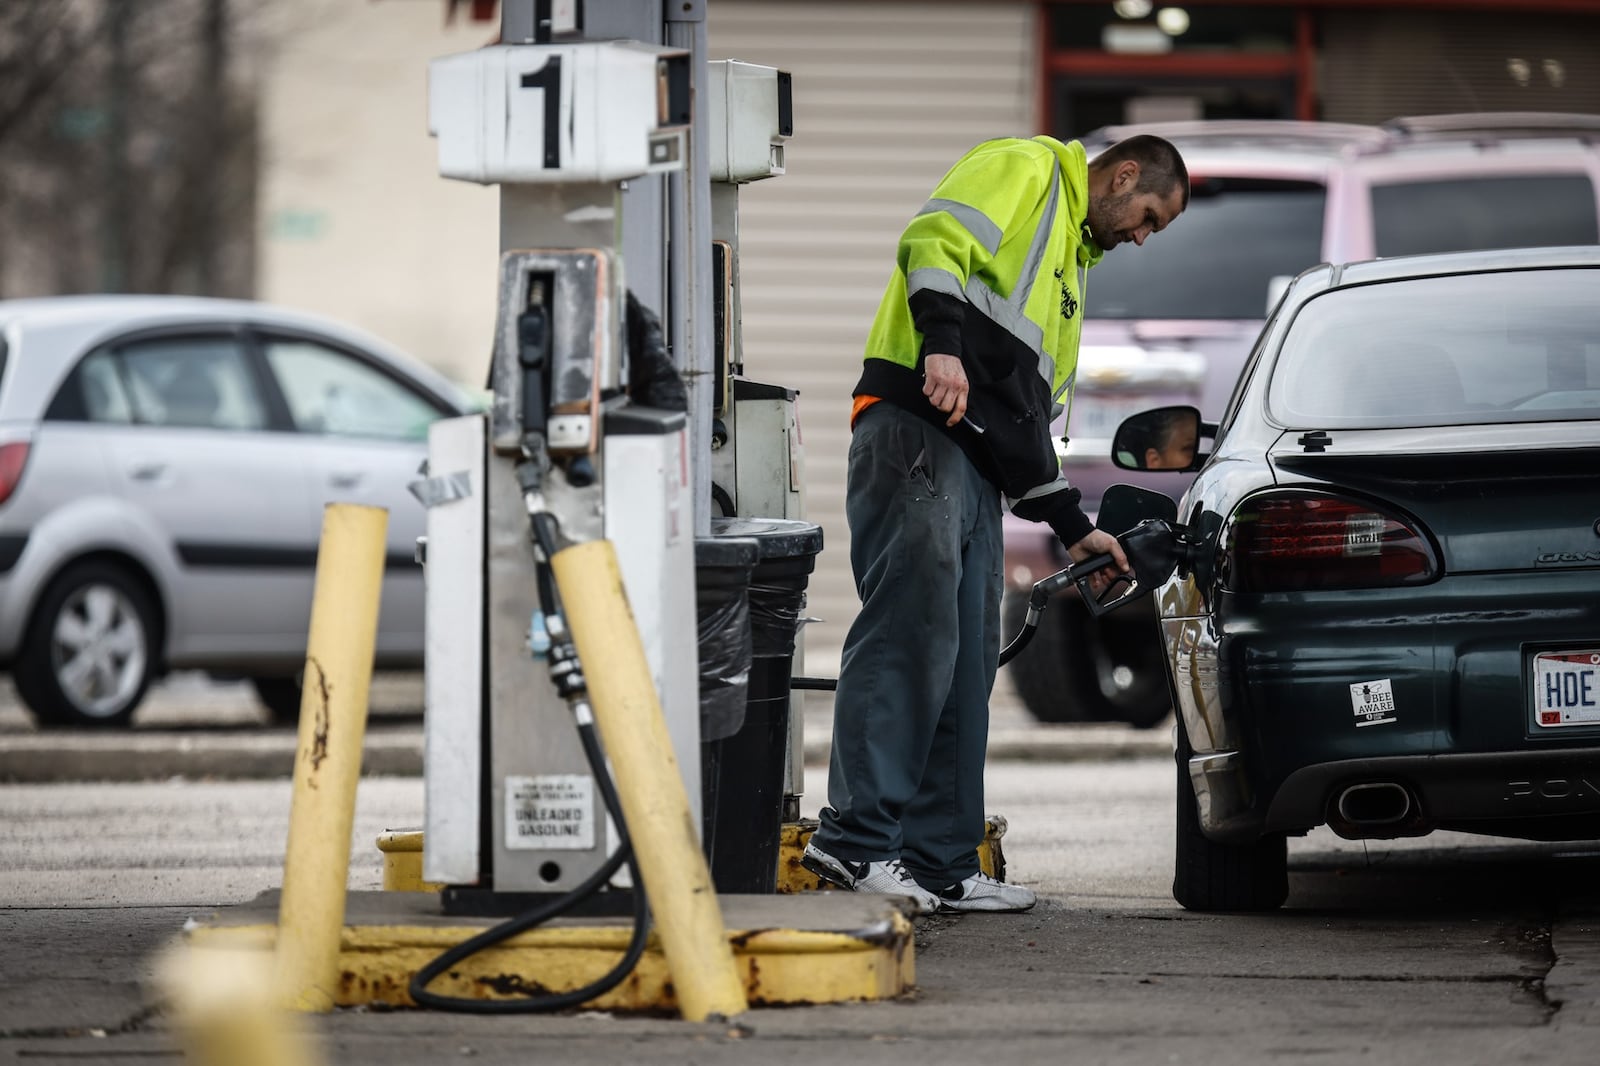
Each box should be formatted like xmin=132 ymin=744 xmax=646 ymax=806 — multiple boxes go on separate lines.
xmin=1093 ymin=134 xmax=1190 ymax=209
xmin=1123 ymin=406 xmax=1190 ymax=454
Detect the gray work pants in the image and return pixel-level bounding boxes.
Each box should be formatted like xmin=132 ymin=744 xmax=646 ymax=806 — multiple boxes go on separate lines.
xmin=811 ymin=402 xmax=1003 ymax=889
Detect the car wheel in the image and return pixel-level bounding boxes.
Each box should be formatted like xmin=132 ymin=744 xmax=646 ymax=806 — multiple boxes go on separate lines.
xmin=15 ymin=562 xmax=157 ymax=729
xmin=251 ymin=676 xmax=303 ymax=726
xmin=1000 ymin=588 xmax=1092 ymax=724
xmin=1171 ymin=719 xmax=1288 ymax=911
xmin=1066 ymin=597 xmax=1173 ymax=729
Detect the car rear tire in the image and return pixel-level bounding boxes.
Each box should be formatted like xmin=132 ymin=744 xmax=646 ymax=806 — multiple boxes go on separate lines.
xmin=251 ymin=676 xmax=303 ymax=726
xmin=1172 ymin=720 xmax=1289 ymax=911
xmin=16 ymin=561 xmax=157 ymax=729
xmin=1000 ymin=588 xmax=1092 ymax=724
xmin=1001 ymin=589 xmax=1172 ymax=728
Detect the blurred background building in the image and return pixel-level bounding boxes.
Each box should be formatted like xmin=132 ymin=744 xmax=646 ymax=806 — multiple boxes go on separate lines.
xmin=2 ymin=0 xmax=1597 ymax=666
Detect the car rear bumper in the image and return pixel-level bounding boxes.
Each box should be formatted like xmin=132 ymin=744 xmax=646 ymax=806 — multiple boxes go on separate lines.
xmin=1262 ymin=748 xmax=1600 ymax=841
xmin=1176 ymin=572 xmax=1600 ymax=842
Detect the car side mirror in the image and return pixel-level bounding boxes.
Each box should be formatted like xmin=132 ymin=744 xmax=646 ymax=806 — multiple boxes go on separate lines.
xmin=1112 ymin=405 xmax=1204 ymax=472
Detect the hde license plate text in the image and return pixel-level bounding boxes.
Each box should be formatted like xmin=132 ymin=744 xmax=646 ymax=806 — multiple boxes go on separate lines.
xmin=1534 ymin=651 xmax=1600 ymax=728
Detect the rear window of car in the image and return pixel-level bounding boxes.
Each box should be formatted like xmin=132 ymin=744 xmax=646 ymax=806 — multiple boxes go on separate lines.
xmin=1086 ymin=178 xmax=1326 ymax=320
xmin=1372 ymin=175 xmax=1600 ymax=258
xmin=1269 ymin=267 xmax=1600 ymax=428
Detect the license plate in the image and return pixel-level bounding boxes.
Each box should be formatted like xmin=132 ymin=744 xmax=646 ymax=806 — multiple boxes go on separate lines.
xmin=1068 ymin=395 xmax=1157 ymax=443
xmin=1532 ymin=649 xmax=1600 ymax=728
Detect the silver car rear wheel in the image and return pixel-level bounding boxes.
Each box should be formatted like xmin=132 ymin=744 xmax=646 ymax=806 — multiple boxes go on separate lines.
xmin=17 ymin=562 xmax=157 ymax=728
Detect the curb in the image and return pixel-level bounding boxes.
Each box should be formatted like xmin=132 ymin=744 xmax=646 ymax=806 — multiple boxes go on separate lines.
xmin=0 ymin=723 xmax=1171 ymax=783
xmin=0 ymin=727 xmax=425 ymax=783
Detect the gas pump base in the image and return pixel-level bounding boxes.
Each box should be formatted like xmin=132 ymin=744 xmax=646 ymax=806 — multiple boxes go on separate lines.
xmin=184 ymin=889 xmax=914 ymax=1010
xmin=379 ymin=820 xmax=1010 ymax=896
xmin=777 ymin=817 xmax=1009 ymax=895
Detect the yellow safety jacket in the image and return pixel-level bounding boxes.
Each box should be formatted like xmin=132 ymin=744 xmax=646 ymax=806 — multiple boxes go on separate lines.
xmin=854 ymin=135 xmax=1104 ymax=544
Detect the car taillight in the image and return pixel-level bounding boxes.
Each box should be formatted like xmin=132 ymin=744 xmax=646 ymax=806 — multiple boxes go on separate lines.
xmin=0 ymin=442 xmax=28 ymax=506
xmin=1223 ymin=491 xmax=1437 ymax=593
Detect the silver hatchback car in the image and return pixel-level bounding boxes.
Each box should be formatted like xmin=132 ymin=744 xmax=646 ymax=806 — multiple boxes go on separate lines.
xmin=0 ymin=296 xmax=477 ymax=727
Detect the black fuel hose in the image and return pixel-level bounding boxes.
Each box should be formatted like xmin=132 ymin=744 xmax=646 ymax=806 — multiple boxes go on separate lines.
xmin=790 ymin=602 xmax=1042 ymax=692
xmin=408 ymin=499 xmax=652 ymax=1014
xmin=789 ymin=556 xmax=1102 ymax=692
xmin=406 ymin=719 xmax=652 ymax=1013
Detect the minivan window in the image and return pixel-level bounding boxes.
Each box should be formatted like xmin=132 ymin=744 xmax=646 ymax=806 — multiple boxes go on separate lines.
xmin=1085 ymin=178 xmax=1326 ymax=320
xmin=1372 ymin=175 xmax=1600 ymax=257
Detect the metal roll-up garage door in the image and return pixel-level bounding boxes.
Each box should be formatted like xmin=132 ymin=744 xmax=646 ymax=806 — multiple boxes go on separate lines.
xmin=708 ymin=0 xmax=1033 ymax=670
xmin=1319 ymin=9 xmax=1600 ymax=125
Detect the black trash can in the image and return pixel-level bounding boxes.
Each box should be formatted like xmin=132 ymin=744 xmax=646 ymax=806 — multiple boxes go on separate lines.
xmin=700 ymin=517 xmax=824 ymax=894
xmin=693 ymin=535 xmax=759 ymax=747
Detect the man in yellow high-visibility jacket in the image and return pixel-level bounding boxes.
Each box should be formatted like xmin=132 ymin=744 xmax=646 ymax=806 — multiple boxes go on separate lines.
xmin=804 ymin=134 xmax=1188 ymax=914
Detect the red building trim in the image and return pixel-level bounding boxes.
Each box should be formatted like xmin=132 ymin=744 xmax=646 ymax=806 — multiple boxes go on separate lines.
xmin=1294 ymin=7 xmax=1316 ymax=120
xmin=1044 ymin=0 xmax=1600 ymax=10
xmin=1043 ymin=51 xmax=1298 ymax=78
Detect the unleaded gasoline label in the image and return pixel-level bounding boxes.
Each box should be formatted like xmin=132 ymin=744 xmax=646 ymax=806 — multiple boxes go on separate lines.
xmin=504 ymin=774 xmax=594 ymax=850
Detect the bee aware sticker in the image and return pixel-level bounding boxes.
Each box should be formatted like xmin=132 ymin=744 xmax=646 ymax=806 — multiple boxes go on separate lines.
xmin=1350 ymin=679 xmax=1397 ymax=727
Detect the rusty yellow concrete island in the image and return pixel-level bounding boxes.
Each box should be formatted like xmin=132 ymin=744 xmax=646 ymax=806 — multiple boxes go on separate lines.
xmin=186 ymin=889 xmax=915 ymax=1012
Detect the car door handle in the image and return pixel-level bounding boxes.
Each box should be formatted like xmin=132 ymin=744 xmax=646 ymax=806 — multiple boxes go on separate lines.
xmin=329 ymin=471 xmax=364 ymax=490
xmin=128 ymin=462 xmax=167 ymax=481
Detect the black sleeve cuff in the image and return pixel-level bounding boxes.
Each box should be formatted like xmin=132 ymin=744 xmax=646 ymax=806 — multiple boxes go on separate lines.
xmin=1046 ymin=506 xmax=1095 ymax=548
xmin=1011 ymin=486 xmax=1094 ymax=548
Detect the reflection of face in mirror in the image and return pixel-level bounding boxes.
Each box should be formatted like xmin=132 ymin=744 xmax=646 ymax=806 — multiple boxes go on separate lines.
xmin=1118 ymin=407 xmax=1199 ymax=470
xmin=1145 ymin=411 xmax=1197 ymax=469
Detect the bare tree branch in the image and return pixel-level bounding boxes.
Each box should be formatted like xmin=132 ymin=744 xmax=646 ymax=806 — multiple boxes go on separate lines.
xmin=0 ymin=0 xmax=258 ymax=299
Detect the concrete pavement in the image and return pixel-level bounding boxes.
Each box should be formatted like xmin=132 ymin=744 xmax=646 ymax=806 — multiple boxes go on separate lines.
xmin=6 ymin=767 xmax=1600 ymax=1064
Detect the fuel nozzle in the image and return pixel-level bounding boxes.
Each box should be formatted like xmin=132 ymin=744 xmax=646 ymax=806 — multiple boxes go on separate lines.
xmin=998 ymin=516 xmax=1197 ymax=668
xmin=1067 ymin=517 xmax=1197 ymax=618
xmin=1024 ymin=518 xmax=1195 ymax=621
xmin=518 ymin=279 xmax=552 ymax=454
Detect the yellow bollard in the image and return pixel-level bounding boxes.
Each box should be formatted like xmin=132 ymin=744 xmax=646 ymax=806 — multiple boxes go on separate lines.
xmin=549 ymin=539 xmax=748 ymax=1022
xmin=159 ymin=944 xmax=325 ymax=1066
xmin=274 ymin=503 xmax=389 ymax=1013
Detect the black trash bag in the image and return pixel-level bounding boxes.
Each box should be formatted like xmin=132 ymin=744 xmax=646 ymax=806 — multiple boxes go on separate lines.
xmin=626 ymin=290 xmax=688 ymax=413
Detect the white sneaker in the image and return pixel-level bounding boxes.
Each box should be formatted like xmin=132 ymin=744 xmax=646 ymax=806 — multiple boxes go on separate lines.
xmin=935 ymin=871 xmax=1037 ymax=913
xmin=800 ymin=841 xmax=940 ymax=915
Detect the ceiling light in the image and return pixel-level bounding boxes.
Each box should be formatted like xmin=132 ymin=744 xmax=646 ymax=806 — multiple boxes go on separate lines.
xmin=1157 ymin=6 xmax=1190 ymax=36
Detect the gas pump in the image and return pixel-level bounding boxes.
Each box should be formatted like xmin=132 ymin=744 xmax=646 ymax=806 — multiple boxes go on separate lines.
xmin=705 ymin=58 xmax=801 ymax=523
xmin=700 ymin=59 xmax=819 ymax=827
xmin=420 ymin=17 xmax=699 ymax=908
